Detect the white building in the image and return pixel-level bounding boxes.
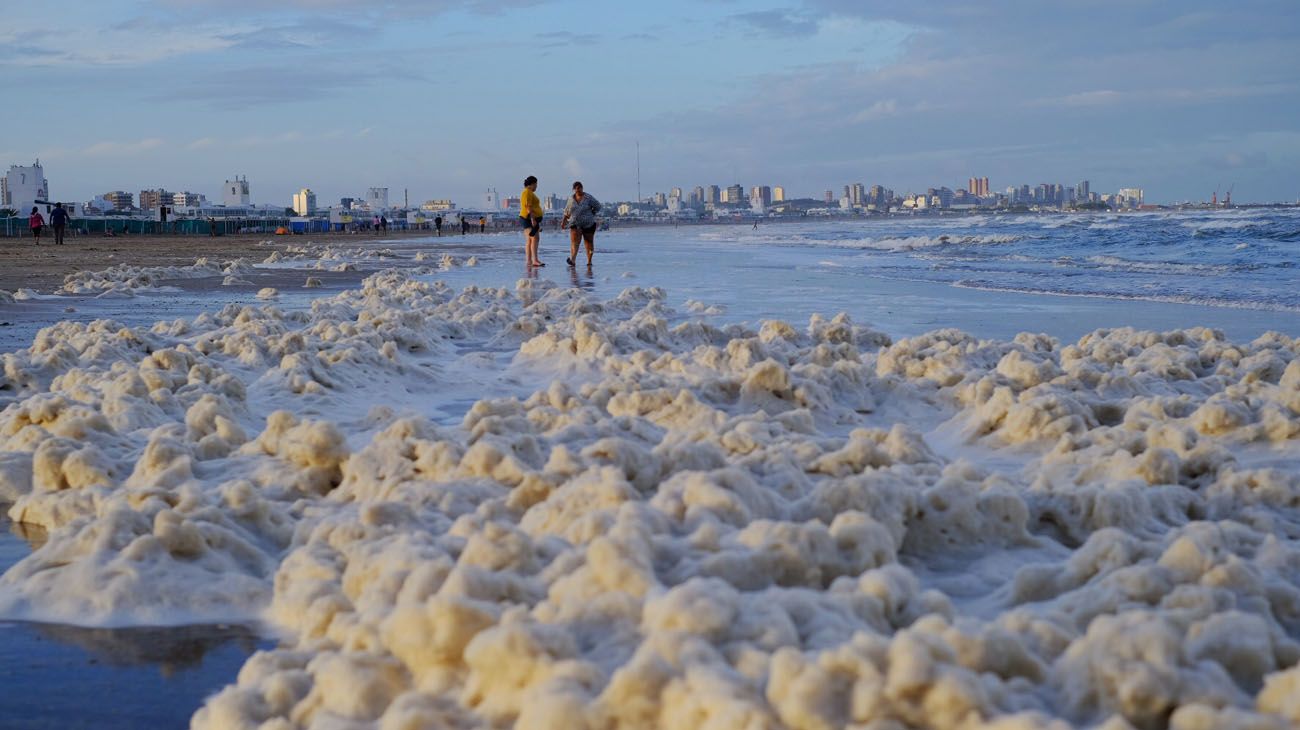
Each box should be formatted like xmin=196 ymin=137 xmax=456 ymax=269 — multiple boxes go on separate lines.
xmin=293 ymin=188 xmax=317 ymax=216
xmin=3 ymin=160 xmax=49 ymax=215
xmin=365 ymin=187 xmax=389 ymax=211
xmin=483 ymin=188 xmax=500 ymax=211
xmin=224 ymin=176 xmax=251 ymax=206
xmin=1118 ymin=188 xmax=1144 ymax=205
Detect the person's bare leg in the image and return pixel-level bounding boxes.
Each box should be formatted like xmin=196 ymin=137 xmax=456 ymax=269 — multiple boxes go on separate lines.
xmin=568 ymin=228 xmax=580 ymax=265
xmin=584 ymin=231 xmax=596 ymax=266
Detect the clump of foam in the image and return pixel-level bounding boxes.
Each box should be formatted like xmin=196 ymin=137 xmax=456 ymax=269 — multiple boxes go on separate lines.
xmin=0 ymin=268 xmax=1296 ymax=728
xmin=61 ymin=258 xmax=255 ymax=295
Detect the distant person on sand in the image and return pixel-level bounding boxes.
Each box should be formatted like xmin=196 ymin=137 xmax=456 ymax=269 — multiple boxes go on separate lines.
xmin=380 ymin=215 xmax=388 ymax=232
xmin=50 ymin=202 xmax=69 ymax=245
xmin=479 ymin=216 xmax=486 ymax=233
xmin=461 ymin=216 xmax=470 ymax=235
xmin=519 ymin=176 xmax=544 ymax=266
xmin=208 ymin=217 xmax=217 ymax=237
xmin=561 ymin=181 xmax=601 ymax=267
xmin=434 ymin=215 xmax=443 ymax=236
xmin=29 ymin=207 xmax=44 ymax=244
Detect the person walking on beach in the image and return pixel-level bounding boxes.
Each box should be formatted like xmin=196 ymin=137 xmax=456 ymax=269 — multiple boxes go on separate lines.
xmin=520 ymin=176 xmax=544 ymax=266
xmin=561 ymin=181 xmax=601 ymax=267
xmin=29 ymin=207 xmax=44 ymax=244
xmin=50 ymin=202 xmax=69 ymax=245
xmin=434 ymin=215 xmax=443 ymax=237
xmin=479 ymin=216 xmax=486 ymax=234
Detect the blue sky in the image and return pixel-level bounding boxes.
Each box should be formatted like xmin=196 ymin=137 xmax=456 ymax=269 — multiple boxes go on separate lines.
xmin=2 ymin=0 xmax=1297 ymax=206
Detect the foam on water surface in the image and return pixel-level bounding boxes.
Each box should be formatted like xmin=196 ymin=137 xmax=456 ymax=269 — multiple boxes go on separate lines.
xmin=0 ymin=212 xmax=1297 ymax=728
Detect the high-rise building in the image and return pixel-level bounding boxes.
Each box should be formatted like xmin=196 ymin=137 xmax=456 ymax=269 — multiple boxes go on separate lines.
xmin=772 ymin=186 xmax=785 ymax=202
xmin=653 ymin=191 xmax=667 ymax=207
xmin=139 ymin=189 xmax=174 ymax=211
xmin=691 ymin=186 xmax=705 ymax=205
xmin=1077 ymin=180 xmax=1090 ymax=200
xmin=851 ymin=183 xmax=865 ymax=206
xmin=980 ymin=177 xmax=990 ymax=196
xmin=292 ymin=188 xmax=317 ymax=216
xmin=173 ymin=191 xmax=205 ymax=207
xmin=705 ymin=185 xmax=720 ymax=205
xmin=824 ymin=190 xmax=834 ymax=204
xmin=750 ymin=186 xmax=772 ymax=208
xmin=670 ymin=187 xmax=682 ymax=200
xmin=1118 ymin=188 xmax=1144 ymax=205
xmin=868 ymin=185 xmax=887 ymax=208
xmin=725 ymin=184 xmax=744 ymax=204
xmin=968 ymin=177 xmax=990 ymax=196
xmin=3 ymin=160 xmax=48 ymax=215
xmin=103 ymin=190 xmax=134 ymax=210
xmin=223 ymin=176 xmax=250 ymax=206
xmin=365 ymin=187 xmax=389 ymax=211
xmin=842 ymin=185 xmax=851 ymax=202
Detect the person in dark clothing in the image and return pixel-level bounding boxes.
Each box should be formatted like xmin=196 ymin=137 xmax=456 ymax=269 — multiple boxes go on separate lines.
xmin=50 ymin=202 xmax=69 ymax=245
xmin=479 ymin=216 xmax=486 ymax=233
xmin=434 ymin=215 xmax=443 ymax=236
xmin=461 ymin=217 xmax=470 ymax=235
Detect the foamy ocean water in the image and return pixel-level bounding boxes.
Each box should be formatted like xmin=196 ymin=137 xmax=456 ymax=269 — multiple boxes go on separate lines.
xmin=0 ymin=208 xmax=1298 ymax=728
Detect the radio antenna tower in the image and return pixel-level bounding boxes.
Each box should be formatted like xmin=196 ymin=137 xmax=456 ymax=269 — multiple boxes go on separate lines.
xmin=636 ymin=141 xmax=641 ymax=203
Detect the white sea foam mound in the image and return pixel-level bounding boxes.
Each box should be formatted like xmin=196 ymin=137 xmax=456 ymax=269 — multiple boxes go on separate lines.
xmin=61 ymin=258 xmax=256 ymax=295
xmin=0 ymin=271 xmax=1296 ymax=728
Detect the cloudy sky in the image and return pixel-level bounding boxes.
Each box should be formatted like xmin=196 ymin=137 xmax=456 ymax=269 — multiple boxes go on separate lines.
xmin=2 ymin=0 xmax=1296 ymax=206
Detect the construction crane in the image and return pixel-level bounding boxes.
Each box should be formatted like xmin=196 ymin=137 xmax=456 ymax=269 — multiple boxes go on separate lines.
xmin=1212 ymin=184 xmax=1219 ymax=207
xmin=1225 ymin=184 xmax=1234 ymax=207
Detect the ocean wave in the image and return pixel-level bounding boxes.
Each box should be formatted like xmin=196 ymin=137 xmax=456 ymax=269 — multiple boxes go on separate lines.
xmin=952 ymin=278 xmax=1300 ymax=313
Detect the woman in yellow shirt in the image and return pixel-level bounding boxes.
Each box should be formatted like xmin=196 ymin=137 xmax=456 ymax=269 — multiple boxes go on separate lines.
xmin=520 ymin=175 xmax=544 ymax=266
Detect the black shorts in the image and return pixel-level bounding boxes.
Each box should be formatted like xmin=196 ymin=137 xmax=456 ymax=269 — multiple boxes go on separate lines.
xmin=30 ymin=226 xmax=42 ymax=235
xmin=571 ymin=225 xmax=597 ymax=238
xmin=519 ymin=216 xmax=539 ymax=235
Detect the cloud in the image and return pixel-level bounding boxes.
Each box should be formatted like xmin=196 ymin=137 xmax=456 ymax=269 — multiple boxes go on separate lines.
xmin=155 ymin=0 xmax=548 ymax=18
xmin=730 ymin=9 xmax=821 ymax=37
xmin=0 ymin=23 xmax=247 ymax=67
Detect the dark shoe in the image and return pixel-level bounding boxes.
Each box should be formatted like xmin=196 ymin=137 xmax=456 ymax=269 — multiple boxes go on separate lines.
xmin=565 ymin=257 xmax=573 ymax=266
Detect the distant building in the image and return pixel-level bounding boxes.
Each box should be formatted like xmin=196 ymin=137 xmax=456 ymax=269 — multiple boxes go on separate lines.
xmin=103 ymin=190 xmax=134 ymax=211
xmin=483 ymin=188 xmax=500 ymax=210
xmin=1118 ymin=188 xmax=1144 ymax=205
xmin=365 ymin=187 xmax=389 ymax=211
xmin=750 ymin=185 xmax=772 ymax=208
xmin=691 ymin=186 xmax=705 ymax=205
xmin=224 ymin=176 xmax=251 ymax=206
xmin=824 ymin=190 xmax=834 ymax=204
xmin=653 ymin=191 xmax=667 ymax=207
xmin=292 ymin=188 xmax=317 ymax=216
xmin=1077 ymin=180 xmax=1090 ymax=200
xmin=421 ymin=199 xmax=456 ymax=211
xmin=724 ymin=184 xmax=743 ymax=204
xmin=3 ymin=160 xmax=49 ymax=214
xmin=503 ymin=196 xmax=521 ymax=211
xmin=705 ymin=185 xmax=720 ymax=205
xmin=173 ymin=191 xmax=205 ymax=207
xmin=850 ymin=183 xmax=865 ymax=207
xmin=772 ymin=186 xmax=785 ymax=202
xmin=670 ymin=187 xmax=682 ymax=200
xmin=139 ymin=188 xmax=174 ymax=211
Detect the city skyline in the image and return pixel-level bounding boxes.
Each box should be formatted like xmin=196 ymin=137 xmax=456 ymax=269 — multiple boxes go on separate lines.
xmin=1 ymin=1 xmax=1296 ymax=205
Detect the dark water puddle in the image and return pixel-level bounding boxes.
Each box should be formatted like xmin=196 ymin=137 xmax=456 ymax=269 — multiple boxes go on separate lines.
xmin=0 ymin=509 xmax=272 ymax=729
